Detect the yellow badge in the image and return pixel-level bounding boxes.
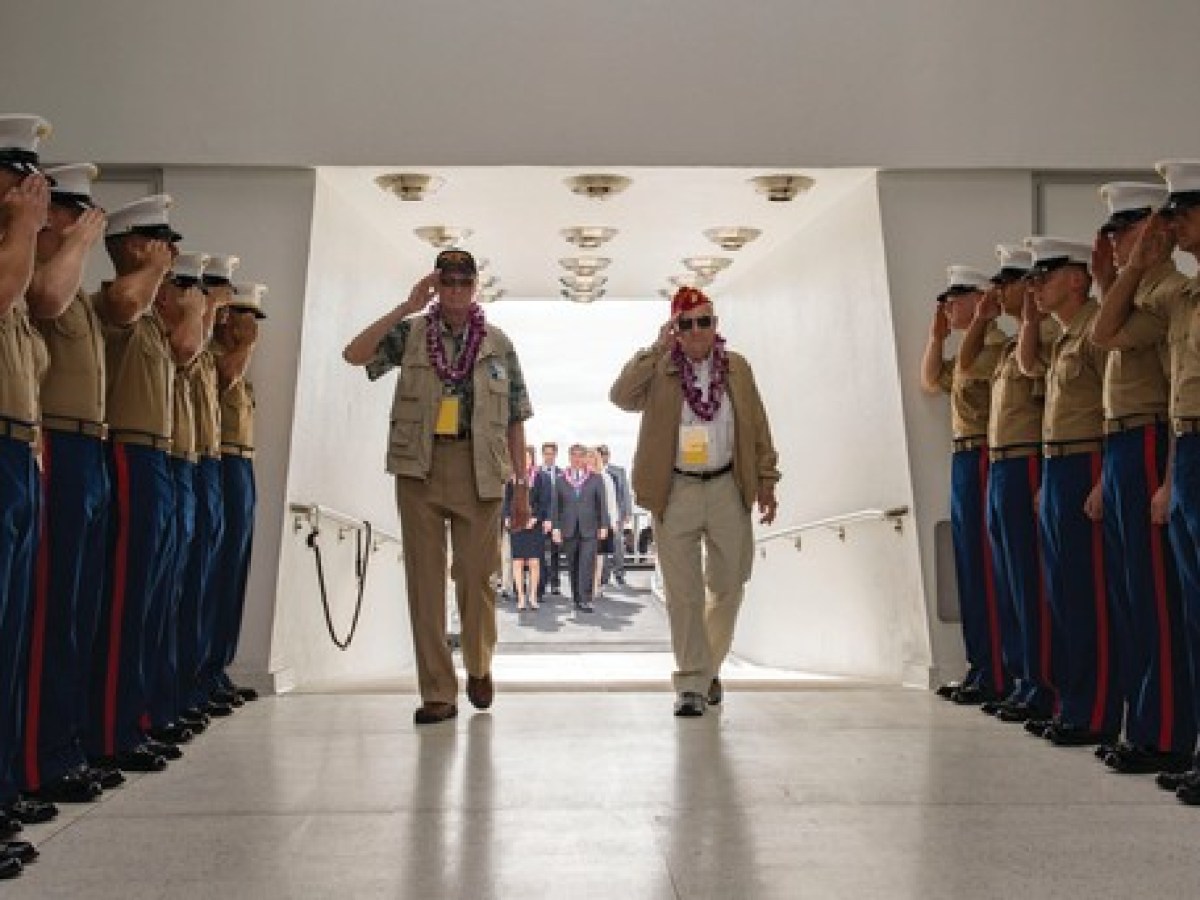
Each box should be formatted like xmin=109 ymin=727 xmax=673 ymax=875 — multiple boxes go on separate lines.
xmin=435 ymin=396 xmax=461 ymax=436
xmin=679 ymin=425 xmax=710 ymax=467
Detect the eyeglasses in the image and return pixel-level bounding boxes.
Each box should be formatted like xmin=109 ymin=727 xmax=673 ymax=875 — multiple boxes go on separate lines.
xmin=439 ymin=276 xmax=474 ymax=288
xmin=677 ymin=315 xmax=714 ymax=332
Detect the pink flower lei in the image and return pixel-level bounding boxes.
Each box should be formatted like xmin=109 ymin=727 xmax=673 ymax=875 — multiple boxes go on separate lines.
xmin=425 ymin=302 xmax=486 ymax=384
xmin=672 ymin=335 xmax=728 ymax=422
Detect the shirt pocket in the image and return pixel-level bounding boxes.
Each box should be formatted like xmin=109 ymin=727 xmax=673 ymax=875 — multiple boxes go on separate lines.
xmin=1054 ymin=349 xmax=1084 ymax=384
xmin=485 ymin=375 xmax=510 ymax=425
xmin=388 ymin=392 xmax=423 ymax=458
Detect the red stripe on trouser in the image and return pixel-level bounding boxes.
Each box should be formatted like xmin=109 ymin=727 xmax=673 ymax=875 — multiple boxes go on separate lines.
xmin=1028 ymin=455 xmax=1053 ymax=693
xmin=104 ymin=445 xmax=132 ymax=757
xmin=1143 ymin=426 xmax=1175 ymax=749
xmin=23 ymin=438 xmax=52 ymax=789
xmin=1089 ymin=452 xmax=1111 ymax=733
xmin=978 ymin=449 xmax=1004 ymax=694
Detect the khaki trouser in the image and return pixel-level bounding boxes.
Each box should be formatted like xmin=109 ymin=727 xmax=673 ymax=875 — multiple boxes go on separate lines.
xmin=395 ymin=439 xmax=502 ymax=704
xmin=654 ymin=471 xmax=754 ymax=695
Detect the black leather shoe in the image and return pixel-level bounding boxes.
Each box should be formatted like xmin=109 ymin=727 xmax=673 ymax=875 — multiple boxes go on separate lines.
xmin=1157 ymin=769 xmax=1199 ymax=792
xmin=414 ymin=702 xmax=458 ymax=725
xmin=1046 ymin=723 xmax=1116 ymax=747
xmin=707 ymin=677 xmax=724 ymax=706
xmin=674 ymin=692 xmax=706 ymax=717
xmin=81 ymin=765 xmax=125 ymax=790
xmin=1177 ymin=780 xmax=1200 ymax=805
xmin=149 ymin=724 xmax=194 ymax=745
xmin=2 ymin=840 xmax=37 ymax=864
xmin=5 ymin=798 xmax=57 ymax=824
xmin=951 ymin=685 xmax=998 ymax=706
xmin=27 ymin=772 xmax=101 ymax=804
xmin=106 ymin=747 xmax=168 ymax=773
xmin=0 ymin=816 xmax=20 ymax=840
xmin=1106 ymin=745 xmax=1194 ymax=775
xmin=466 ymin=674 xmax=494 ymax=710
xmin=980 ymin=700 xmax=1003 ymax=715
xmin=235 ymin=686 xmax=259 ymax=702
xmin=213 ymin=689 xmax=245 ymax=708
xmin=996 ymin=703 xmax=1031 ymax=723
xmin=142 ymin=739 xmax=182 ymax=761
xmin=205 ymin=700 xmax=235 ymax=717
xmin=1024 ymin=718 xmax=1054 ymax=737
xmin=935 ymin=681 xmax=963 ymax=700
xmin=181 ymin=707 xmax=211 ymax=725
xmin=0 ymin=855 xmax=20 ymax=879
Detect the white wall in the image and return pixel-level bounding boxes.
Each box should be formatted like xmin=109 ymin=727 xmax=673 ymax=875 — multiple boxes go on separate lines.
xmin=158 ymin=167 xmax=316 ymax=690
xmin=270 ymin=172 xmax=417 ymax=691
xmin=716 ymin=174 xmax=929 ymax=683
xmin=5 ymin=0 xmax=1200 ymax=170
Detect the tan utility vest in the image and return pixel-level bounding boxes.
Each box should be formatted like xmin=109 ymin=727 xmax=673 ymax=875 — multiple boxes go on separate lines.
xmin=386 ymin=315 xmax=515 ymax=500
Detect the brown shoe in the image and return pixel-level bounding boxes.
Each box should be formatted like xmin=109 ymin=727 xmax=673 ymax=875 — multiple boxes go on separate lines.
xmin=413 ymin=702 xmax=458 ymax=725
xmin=707 ymin=677 xmax=723 ymax=706
xmin=466 ymin=674 xmax=494 ymax=710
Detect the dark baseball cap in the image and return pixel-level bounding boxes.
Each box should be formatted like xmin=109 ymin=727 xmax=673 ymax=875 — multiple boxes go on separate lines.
xmin=435 ymin=249 xmax=477 ymax=276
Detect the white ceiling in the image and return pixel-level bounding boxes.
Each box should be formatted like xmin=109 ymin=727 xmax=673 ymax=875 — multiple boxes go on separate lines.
xmin=317 ymin=166 xmax=876 ymax=302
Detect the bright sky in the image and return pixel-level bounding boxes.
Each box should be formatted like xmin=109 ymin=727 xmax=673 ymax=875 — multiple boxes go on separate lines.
xmin=483 ymin=299 xmax=664 ymax=471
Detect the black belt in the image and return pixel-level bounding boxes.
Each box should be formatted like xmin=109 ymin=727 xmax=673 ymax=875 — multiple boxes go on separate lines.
xmin=952 ymin=435 xmax=987 ymax=453
xmin=1043 ymin=439 xmax=1103 ymax=458
xmin=989 ymin=444 xmax=1041 ymax=462
xmin=673 ymin=463 xmax=733 ymax=481
xmin=110 ymin=429 xmax=172 ymax=452
xmin=1175 ymin=417 xmax=1200 ymax=436
xmin=0 ymin=416 xmax=38 ymax=445
xmin=42 ymin=415 xmax=108 ymax=440
xmin=1104 ymin=413 xmax=1165 ymax=435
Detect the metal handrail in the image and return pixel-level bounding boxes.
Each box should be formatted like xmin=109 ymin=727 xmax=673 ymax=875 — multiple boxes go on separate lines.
xmin=288 ymin=502 xmax=401 ymax=550
xmin=755 ymin=506 xmax=909 ymax=551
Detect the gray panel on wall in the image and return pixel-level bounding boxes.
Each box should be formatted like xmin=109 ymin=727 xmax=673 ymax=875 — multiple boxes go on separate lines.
xmin=935 ymin=519 xmax=960 ymax=624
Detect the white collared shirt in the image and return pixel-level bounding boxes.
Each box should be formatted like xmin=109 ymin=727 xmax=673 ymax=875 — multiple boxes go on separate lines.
xmin=675 ymin=352 xmax=735 ymax=472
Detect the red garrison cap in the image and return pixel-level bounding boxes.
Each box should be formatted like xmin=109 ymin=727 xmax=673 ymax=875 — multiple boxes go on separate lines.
xmin=671 ymin=286 xmax=711 ymax=316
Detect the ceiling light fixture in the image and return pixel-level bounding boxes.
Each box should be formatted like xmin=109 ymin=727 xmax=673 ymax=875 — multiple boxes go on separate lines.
xmin=562 ymin=290 xmax=605 ymax=304
xmin=375 ymin=172 xmax=445 ymax=201
xmin=560 ymin=274 xmax=608 ymax=292
xmin=559 ymin=256 xmax=611 ymax=275
xmin=703 ymin=226 xmax=761 ymax=251
xmin=414 ymin=226 xmax=472 ymax=249
xmin=564 ymin=174 xmax=632 ymax=200
xmin=561 ymin=226 xmax=618 ymax=249
xmin=750 ymin=173 xmax=814 ymax=202
xmin=682 ymin=256 xmax=733 ymax=278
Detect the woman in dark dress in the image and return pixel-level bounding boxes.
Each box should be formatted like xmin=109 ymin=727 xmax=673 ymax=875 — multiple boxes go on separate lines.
xmin=504 ymin=446 xmax=553 ymax=609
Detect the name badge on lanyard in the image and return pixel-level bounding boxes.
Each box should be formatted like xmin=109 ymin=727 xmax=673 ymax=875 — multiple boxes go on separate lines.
xmin=679 ymin=424 xmax=711 ymax=467
xmin=435 ymin=394 xmax=462 ymax=436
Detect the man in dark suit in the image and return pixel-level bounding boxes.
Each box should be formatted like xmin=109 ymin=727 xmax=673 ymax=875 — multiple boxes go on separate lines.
xmin=538 ymin=441 xmax=563 ymax=598
xmin=551 ymin=444 xmax=610 ymax=612
xmin=598 ymin=445 xmax=632 ymax=587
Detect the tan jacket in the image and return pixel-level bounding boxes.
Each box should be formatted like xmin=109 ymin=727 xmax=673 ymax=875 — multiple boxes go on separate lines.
xmin=386 ymin=315 xmax=520 ymax=501
xmin=610 ymin=345 xmax=780 ymax=519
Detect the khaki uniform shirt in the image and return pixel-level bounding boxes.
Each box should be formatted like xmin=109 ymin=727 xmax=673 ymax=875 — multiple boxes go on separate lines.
xmin=1044 ymin=299 xmax=1108 ymax=444
xmin=1124 ymin=267 xmax=1200 ymax=420
xmin=220 ymin=377 xmax=255 ymax=451
xmin=33 ymin=290 xmax=106 ymax=424
xmin=0 ymin=303 xmax=47 ymax=432
xmin=171 ymin=363 xmax=197 ymax=460
xmin=988 ymin=322 xmax=1057 ymax=450
xmin=96 ymin=290 xmax=174 ymax=440
xmin=190 ymin=349 xmax=221 ymax=458
xmin=940 ymin=322 xmax=1007 ymax=440
xmin=1099 ymin=260 xmax=1173 ymax=421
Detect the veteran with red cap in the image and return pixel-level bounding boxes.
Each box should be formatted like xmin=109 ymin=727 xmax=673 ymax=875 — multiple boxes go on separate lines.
xmin=610 ymin=286 xmax=780 ymax=717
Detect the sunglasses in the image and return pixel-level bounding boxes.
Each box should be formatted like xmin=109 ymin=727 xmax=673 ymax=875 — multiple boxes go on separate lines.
xmin=677 ymin=315 xmax=714 ymax=332
xmin=439 ymin=275 xmax=474 ymax=288
xmin=169 ymin=276 xmax=209 ymax=294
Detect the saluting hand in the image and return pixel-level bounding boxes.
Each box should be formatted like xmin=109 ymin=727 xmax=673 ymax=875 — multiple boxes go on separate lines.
xmin=61 ymin=207 xmax=107 ymax=248
xmin=1091 ymin=231 xmax=1117 ymax=294
xmin=757 ymin=483 xmax=779 ymax=526
xmin=131 ymin=239 xmax=174 ymax=276
xmin=1 ymin=173 xmax=50 ymax=231
xmin=930 ymin=305 xmax=950 ymax=341
xmin=1021 ymin=291 xmax=1045 ymax=325
xmin=653 ymin=316 xmax=678 ymax=353
xmin=1128 ymin=214 xmax=1175 ymax=273
xmin=975 ymin=288 xmax=1001 ymax=323
xmin=402 ymin=272 xmax=440 ymax=315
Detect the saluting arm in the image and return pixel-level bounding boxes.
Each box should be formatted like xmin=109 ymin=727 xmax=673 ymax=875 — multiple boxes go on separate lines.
xmin=0 ymin=174 xmax=48 ymax=316
xmin=1093 ymin=217 xmax=1173 ymax=350
xmin=26 ymin=208 xmax=106 ymax=320
xmin=920 ymin=305 xmax=951 ymax=394
xmin=1016 ymin=292 xmax=1048 ymax=377
xmin=957 ymin=288 xmax=1001 ymax=373
xmin=343 ymin=274 xmax=436 ymax=366
xmin=610 ymin=318 xmax=676 ymax=411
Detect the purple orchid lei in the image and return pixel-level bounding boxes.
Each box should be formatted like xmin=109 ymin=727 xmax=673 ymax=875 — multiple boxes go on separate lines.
xmin=673 ymin=335 xmax=729 ymax=422
xmin=425 ymin=301 xmax=486 ymax=384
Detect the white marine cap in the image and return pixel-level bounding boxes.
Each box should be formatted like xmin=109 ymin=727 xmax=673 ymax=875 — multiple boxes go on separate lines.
xmin=45 ymin=163 xmax=100 ymax=210
xmin=993 ymin=244 xmax=1033 ymax=281
xmin=940 ymin=265 xmax=992 ymax=302
xmin=229 ymin=281 xmax=267 ymax=319
xmin=1098 ymin=182 xmax=1168 ymax=233
xmin=1156 ymin=160 xmax=1200 ymax=215
xmin=105 ymin=193 xmax=182 ymax=242
xmin=170 ymin=251 xmax=210 ymax=282
xmin=1024 ymin=236 xmax=1092 ymax=271
xmin=0 ymin=114 xmax=52 ymax=176
xmin=203 ymin=254 xmax=240 ymax=285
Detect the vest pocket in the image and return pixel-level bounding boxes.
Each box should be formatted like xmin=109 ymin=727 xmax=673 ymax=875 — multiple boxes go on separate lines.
xmin=485 ymin=377 xmax=509 ymax=425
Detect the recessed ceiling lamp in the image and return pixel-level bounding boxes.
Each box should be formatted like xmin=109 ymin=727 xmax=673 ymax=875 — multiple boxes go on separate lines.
xmin=682 ymin=256 xmax=733 ymax=278
xmin=750 ymin=173 xmax=814 ymax=202
xmin=375 ymin=173 xmax=445 ymax=201
xmin=669 ymin=273 xmax=713 ymax=290
xmin=561 ymin=226 xmax=618 ymax=249
xmin=559 ymin=256 xmax=611 ymax=276
xmin=560 ymin=274 xmax=608 ymax=292
xmin=414 ymin=226 xmax=472 ymax=248
xmin=565 ymin=174 xmax=632 ymax=200
xmin=703 ymin=226 xmax=761 ymax=251
xmin=479 ymin=288 xmax=506 ymax=303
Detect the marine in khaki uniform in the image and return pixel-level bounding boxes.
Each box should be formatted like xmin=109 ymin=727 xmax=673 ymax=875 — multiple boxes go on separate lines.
xmin=0 ymin=114 xmax=52 ymax=877
xmin=1088 ymin=182 xmax=1195 ymax=776
xmin=345 ymin=249 xmax=534 ymax=725
xmin=921 ymin=266 xmax=1010 ymax=705
xmin=959 ymin=245 xmax=1060 ymax=724
xmin=1017 ymin=237 xmax=1120 ymax=747
xmin=206 ymin=279 xmax=266 ymax=710
xmin=89 ymin=194 xmax=204 ymax=774
xmin=23 ymin=162 xmax=119 ymax=804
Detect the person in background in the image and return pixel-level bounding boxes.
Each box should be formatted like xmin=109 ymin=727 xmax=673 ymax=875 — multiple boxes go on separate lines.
xmin=504 ymin=446 xmax=553 ymax=610
xmin=597 ymin=444 xmax=632 ymax=588
xmin=551 ymin=443 xmax=609 ymax=614
xmin=589 ymin=446 xmax=619 ymax=602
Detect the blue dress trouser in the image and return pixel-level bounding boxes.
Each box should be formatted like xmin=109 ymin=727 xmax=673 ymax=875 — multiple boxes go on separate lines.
xmin=1168 ymin=433 xmax=1200 ymax=760
xmin=22 ymin=431 xmax=109 ymax=789
xmin=0 ymin=436 xmax=37 ymax=806
xmin=147 ymin=457 xmax=197 ymax=729
xmin=203 ymin=455 xmax=254 ymax=693
xmin=1104 ymin=425 xmax=1194 ymax=753
xmin=986 ymin=454 xmax=1059 ymax=715
xmin=88 ymin=442 xmax=174 ymax=758
xmin=950 ymin=447 xmax=1007 ymax=696
xmin=1040 ymin=451 xmax=1121 ymax=734
xmin=180 ymin=457 xmax=224 ymax=710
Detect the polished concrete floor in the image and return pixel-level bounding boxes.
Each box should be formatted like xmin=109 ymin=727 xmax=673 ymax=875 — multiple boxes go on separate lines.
xmin=10 ymin=688 xmax=1200 ymax=899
